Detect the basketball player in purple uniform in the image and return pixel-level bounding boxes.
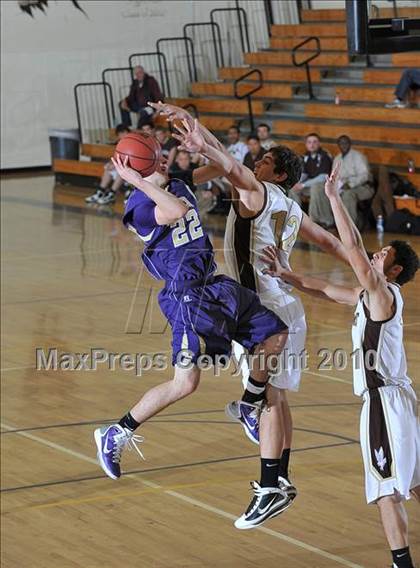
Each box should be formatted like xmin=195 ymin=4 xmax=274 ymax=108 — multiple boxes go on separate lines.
xmin=94 ymin=154 xmax=293 ymax=523
xmin=262 ymin=167 xmax=419 ymax=568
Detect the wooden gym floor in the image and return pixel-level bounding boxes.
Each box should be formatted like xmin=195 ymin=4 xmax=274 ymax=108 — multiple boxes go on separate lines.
xmin=1 ymin=173 xmax=419 ymax=568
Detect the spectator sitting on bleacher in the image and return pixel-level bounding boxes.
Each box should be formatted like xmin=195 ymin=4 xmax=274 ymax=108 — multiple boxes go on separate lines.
xmin=226 ymin=125 xmax=248 ymax=162
xmin=140 ymin=122 xmax=155 ymax=136
xmin=243 ymin=134 xmax=265 ymax=171
xmin=310 ymin=135 xmax=373 ymax=228
xmin=289 ymin=133 xmax=332 ymax=206
xmin=155 ymin=126 xmax=178 ymax=170
xmin=119 ymin=65 xmax=163 ymax=128
xmin=169 ymin=150 xmax=200 ymax=192
xmin=257 ymin=123 xmax=276 ymax=151
xmin=85 ymin=124 xmax=130 ymax=205
xmin=385 ymin=68 xmax=420 ymax=109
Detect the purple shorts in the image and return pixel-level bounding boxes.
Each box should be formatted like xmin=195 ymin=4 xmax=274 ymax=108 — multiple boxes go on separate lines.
xmin=158 ymin=275 xmax=287 ymax=366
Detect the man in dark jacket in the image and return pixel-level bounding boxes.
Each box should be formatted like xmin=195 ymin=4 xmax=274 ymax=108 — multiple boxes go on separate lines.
xmin=289 ymin=133 xmax=332 ymax=206
xmin=119 ymin=65 xmax=164 ymax=128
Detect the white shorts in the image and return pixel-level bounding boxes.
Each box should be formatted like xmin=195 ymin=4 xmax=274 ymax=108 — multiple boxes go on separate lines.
xmin=233 ymin=289 xmax=307 ymax=392
xmin=360 ymin=384 xmax=420 ymax=504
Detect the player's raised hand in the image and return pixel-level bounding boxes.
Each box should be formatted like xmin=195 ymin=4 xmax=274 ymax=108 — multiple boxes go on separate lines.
xmin=148 ymin=101 xmax=193 ymax=125
xmin=260 ymin=245 xmax=284 ymax=278
xmin=172 ymin=119 xmax=205 ymax=153
xmin=324 ymin=164 xmax=340 ymax=200
xmin=111 ymin=154 xmax=144 ymax=187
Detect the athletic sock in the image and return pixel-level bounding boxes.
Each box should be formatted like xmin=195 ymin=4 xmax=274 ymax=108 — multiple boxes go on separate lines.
xmin=118 ymin=411 xmax=140 ymax=432
xmin=391 ymin=547 xmax=414 ymax=568
xmin=260 ymin=458 xmax=281 ymax=488
xmin=278 ymin=448 xmax=291 ymax=480
xmin=242 ymin=376 xmax=266 ymax=404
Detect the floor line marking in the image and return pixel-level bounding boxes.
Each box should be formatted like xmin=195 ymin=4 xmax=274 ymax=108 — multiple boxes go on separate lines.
xmin=1 ymin=421 xmax=362 ymax=568
xmin=304 ymin=369 xmax=351 ymax=384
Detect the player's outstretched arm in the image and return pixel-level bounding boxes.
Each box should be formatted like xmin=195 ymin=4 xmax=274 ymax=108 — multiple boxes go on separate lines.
xmin=325 ymin=167 xmax=388 ymax=296
xmin=261 ymin=246 xmax=360 ymax=305
xmin=173 ymin=119 xmax=261 ymax=196
xmin=299 ymin=212 xmax=348 ymax=264
xmin=112 ymin=155 xmax=188 ymax=225
xmin=149 ymin=101 xmax=226 ymax=153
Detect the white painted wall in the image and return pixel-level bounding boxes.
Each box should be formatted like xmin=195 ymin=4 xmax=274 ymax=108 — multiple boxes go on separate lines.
xmin=311 ymin=0 xmax=420 ymax=9
xmin=1 ymin=0 xmax=229 ymax=168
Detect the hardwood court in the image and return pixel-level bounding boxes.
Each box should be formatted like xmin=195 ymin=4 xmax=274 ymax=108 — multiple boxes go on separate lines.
xmin=1 ymin=174 xmax=419 ymax=568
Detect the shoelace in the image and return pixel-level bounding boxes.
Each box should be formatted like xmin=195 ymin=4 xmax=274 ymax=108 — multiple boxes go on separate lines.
xmin=112 ymin=429 xmax=145 ymax=463
xmin=246 ymin=481 xmax=284 ymax=515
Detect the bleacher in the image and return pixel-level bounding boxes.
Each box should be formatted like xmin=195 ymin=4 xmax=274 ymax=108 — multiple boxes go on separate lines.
xmin=53 ymin=6 xmax=420 ymax=211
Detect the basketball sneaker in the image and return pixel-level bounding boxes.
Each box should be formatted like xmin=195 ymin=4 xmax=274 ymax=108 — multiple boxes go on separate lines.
xmin=278 ymin=475 xmax=297 ymax=501
xmin=94 ymin=424 xmax=145 ymax=480
xmin=225 ymin=400 xmax=262 ymax=444
xmin=85 ymin=189 xmax=105 ymax=203
xmin=97 ymin=190 xmax=116 ymax=205
xmin=234 ymin=481 xmax=290 ymax=530
xmin=385 ymin=98 xmax=408 ymax=109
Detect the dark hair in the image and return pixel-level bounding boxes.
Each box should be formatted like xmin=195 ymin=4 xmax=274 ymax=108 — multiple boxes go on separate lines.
xmin=268 ymin=145 xmax=303 ymax=189
xmin=247 ymin=134 xmax=260 ymax=142
xmin=305 ymin=132 xmax=320 ymax=140
xmin=257 ymin=123 xmax=271 ymax=132
xmin=115 ymin=124 xmax=130 ymax=135
xmin=228 ymin=125 xmax=240 ymax=134
xmin=389 ymin=240 xmax=419 ymax=285
xmin=337 ymin=135 xmax=351 ymax=145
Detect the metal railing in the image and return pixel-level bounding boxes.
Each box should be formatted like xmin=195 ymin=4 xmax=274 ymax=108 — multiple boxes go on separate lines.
xmin=156 ymin=36 xmax=197 ymax=92
xmin=74 ymin=82 xmax=115 ymax=144
xmin=183 ymin=22 xmax=224 ymax=79
xmin=211 ymin=6 xmax=250 ymax=66
xmin=233 ymin=68 xmax=263 ymax=131
xmin=291 ymin=36 xmax=321 ymax=99
xmin=128 ymin=52 xmax=171 ymax=98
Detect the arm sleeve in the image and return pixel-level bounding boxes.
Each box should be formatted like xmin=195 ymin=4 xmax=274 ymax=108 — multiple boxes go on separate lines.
xmin=150 ymin=77 xmax=164 ymax=102
xmin=131 ymin=201 xmax=158 ymax=237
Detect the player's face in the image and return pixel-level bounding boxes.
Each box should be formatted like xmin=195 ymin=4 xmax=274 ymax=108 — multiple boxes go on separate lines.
xmin=306 ymin=136 xmax=320 ymax=153
xmin=254 ymin=152 xmax=283 ymax=183
xmin=371 ymin=246 xmax=394 ymax=273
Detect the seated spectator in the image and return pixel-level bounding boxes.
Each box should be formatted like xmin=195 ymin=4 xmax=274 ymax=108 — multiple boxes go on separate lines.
xmin=226 ymin=125 xmax=248 ymax=162
xmin=257 ymin=123 xmax=276 ymax=150
xmin=290 ymin=133 xmax=332 ymax=205
xmin=119 ymin=65 xmax=163 ymax=128
xmin=169 ymin=150 xmax=199 ymax=192
xmin=385 ymin=68 xmax=420 ymax=109
xmin=310 ymin=135 xmax=373 ymax=228
xmin=243 ymin=135 xmax=265 ymax=171
xmin=155 ymin=126 xmax=178 ymax=170
xmin=139 ymin=122 xmax=155 ymax=137
xmin=85 ymin=124 xmax=130 ymax=205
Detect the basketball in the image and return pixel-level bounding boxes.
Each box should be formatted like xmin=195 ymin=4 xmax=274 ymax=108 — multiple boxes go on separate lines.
xmin=114 ymin=132 xmax=161 ymax=177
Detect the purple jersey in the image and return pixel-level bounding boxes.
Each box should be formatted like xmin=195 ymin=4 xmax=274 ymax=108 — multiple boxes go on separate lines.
xmin=123 ymin=179 xmax=216 ymax=284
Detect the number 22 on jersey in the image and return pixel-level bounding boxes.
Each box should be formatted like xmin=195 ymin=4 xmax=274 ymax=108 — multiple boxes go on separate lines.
xmin=172 ymin=206 xmax=204 ymax=248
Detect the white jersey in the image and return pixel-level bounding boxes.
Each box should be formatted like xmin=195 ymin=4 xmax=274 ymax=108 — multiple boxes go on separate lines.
xmin=224 ymin=182 xmax=303 ymax=296
xmin=352 ymin=282 xmax=411 ymax=396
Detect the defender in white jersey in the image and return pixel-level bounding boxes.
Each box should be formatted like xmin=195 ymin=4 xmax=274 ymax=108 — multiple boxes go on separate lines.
xmin=170 ymin=115 xmax=350 ymax=529
xmin=262 ymin=166 xmax=419 ymax=568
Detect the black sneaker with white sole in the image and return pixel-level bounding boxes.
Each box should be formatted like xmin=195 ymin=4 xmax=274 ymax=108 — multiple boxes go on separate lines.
xmin=234 ymin=481 xmax=291 ymax=530
xmin=85 ymin=189 xmax=105 ymax=203
xmin=97 ymin=191 xmax=116 ymax=205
